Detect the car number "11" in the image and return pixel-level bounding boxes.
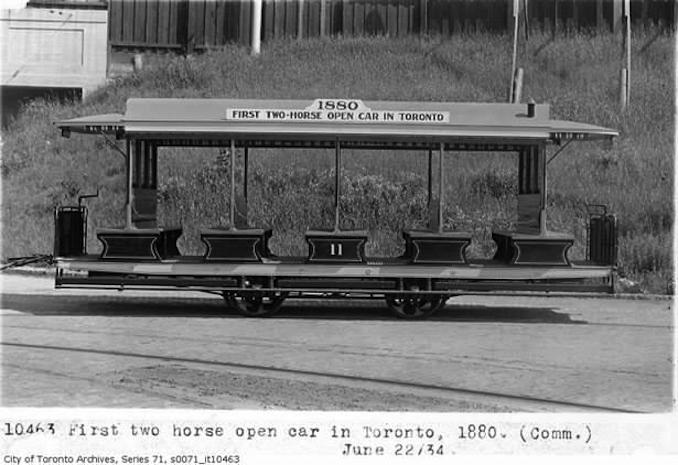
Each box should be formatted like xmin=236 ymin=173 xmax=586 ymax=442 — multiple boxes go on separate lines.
xmin=330 ymin=243 xmax=343 ymax=256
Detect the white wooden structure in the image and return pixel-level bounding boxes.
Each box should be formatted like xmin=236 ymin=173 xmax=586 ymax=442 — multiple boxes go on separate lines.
xmin=0 ymin=6 xmax=108 ymax=97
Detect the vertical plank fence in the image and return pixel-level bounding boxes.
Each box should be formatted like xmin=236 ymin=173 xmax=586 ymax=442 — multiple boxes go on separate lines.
xmin=107 ymin=0 xmax=678 ymax=52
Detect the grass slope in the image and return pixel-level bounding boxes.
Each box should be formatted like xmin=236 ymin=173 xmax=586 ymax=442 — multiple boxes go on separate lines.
xmin=1 ymin=32 xmax=673 ymax=292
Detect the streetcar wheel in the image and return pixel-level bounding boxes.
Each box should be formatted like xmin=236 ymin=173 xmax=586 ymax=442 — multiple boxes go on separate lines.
xmin=385 ymin=294 xmax=442 ymax=319
xmin=223 ymin=291 xmax=287 ymax=317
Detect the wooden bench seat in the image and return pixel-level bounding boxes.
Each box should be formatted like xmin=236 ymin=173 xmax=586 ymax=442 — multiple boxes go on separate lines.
xmin=97 ymin=227 xmax=182 ymax=260
xmin=402 ymin=229 xmax=472 ymax=264
xmin=200 ymin=227 xmax=272 ymax=262
xmin=492 ymin=230 xmax=574 ymax=266
xmin=305 ymin=229 xmax=368 ymax=263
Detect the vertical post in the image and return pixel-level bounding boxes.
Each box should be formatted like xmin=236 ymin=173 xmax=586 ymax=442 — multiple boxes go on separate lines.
xmin=427 ymin=148 xmax=432 ymax=208
xmin=150 ymin=143 xmax=157 ymax=190
xmin=142 ymin=141 xmax=151 ymax=187
xmin=230 ymin=139 xmax=236 ymax=229
xmin=243 ymin=145 xmax=249 ymax=205
xmin=133 ymin=54 xmax=144 ymax=72
xmin=134 ymin=140 xmax=142 ymax=190
xmin=298 ymin=0 xmax=305 ymax=40
xmin=420 ymin=0 xmax=428 ymax=35
xmin=572 ymin=0 xmax=578 ymax=32
xmin=552 ymin=0 xmax=558 ymax=38
xmin=251 ymin=0 xmax=262 ymax=55
xmin=596 ymin=0 xmax=604 ymax=32
xmin=179 ymin=0 xmax=193 ymax=54
xmin=507 ymin=0 xmax=513 ymax=32
xmin=612 ymin=0 xmax=623 ymax=34
xmin=438 ymin=142 xmax=444 ymax=234
xmin=624 ymin=0 xmax=631 ymax=104
xmin=619 ymin=68 xmax=628 ymax=110
xmin=538 ymin=145 xmax=547 ymax=235
xmin=523 ymin=0 xmax=530 ymax=41
xmin=509 ymin=0 xmax=519 ymax=102
xmin=640 ymin=0 xmax=648 ymax=30
xmin=233 ymin=143 xmax=249 ymax=229
xmin=334 ymin=139 xmax=341 ymax=231
xmin=511 ymin=67 xmax=524 ymax=103
xmin=125 ymin=139 xmax=133 ymax=229
xmin=320 ymin=0 xmax=327 ymax=37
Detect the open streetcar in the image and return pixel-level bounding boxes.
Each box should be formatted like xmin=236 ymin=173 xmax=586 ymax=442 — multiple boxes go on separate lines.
xmin=53 ymin=98 xmax=619 ymax=318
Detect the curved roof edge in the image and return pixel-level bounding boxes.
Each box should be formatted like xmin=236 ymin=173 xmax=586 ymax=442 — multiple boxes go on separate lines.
xmin=54 ymin=99 xmax=619 ymax=143
xmin=55 ymin=113 xmax=124 ymax=136
xmin=549 ymin=119 xmax=619 ymax=142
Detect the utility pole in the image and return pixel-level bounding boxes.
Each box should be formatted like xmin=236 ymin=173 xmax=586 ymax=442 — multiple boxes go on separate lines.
xmin=298 ymin=0 xmax=304 ymax=40
xmin=320 ymin=0 xmax=327 ymax=37
xmin=509 ymin=0 xmax=519 ymax=102
xmin=251 ymin=0 xmax=262 ymax=55
xmin=624 ymin=0 xmax=631 ymax=104
xmin=619 ymin=0 xmax=631 ymax=109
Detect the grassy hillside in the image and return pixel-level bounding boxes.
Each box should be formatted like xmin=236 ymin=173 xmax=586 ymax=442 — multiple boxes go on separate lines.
xmin=1 ymin=31 xmax=673 ymax=292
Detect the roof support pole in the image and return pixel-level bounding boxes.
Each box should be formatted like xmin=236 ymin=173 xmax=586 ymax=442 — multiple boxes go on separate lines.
xmin=243 ymin=145 xmax=249 ymax=208
xmin=230 ymin=139 xmax=236 ymax=230
xmin=539 ymin=144 xmax=547 ymax=235
xmin=131 ymin=140 xmax=158 ymax=229
xmin=334 ymin=139 xmax=341 ymax=232
xmin=427 ymin=148 xmax=432 ymax=209
xmin=517 ymin=146 xmax=542 ymax=234
xmin=438 ymin=142 xmax=444 ymax=233
xmin=125 ymin=138 xmax=133 ymax=229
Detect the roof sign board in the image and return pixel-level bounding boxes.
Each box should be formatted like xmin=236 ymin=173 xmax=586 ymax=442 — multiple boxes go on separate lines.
xmin=55 ymin=98 xmax=619 ymax=145
xmin=226 ymin=99 xmax=450 ymax=124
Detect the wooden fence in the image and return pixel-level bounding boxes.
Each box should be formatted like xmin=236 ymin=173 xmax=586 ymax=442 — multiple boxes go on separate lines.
xmin=108 ymin=0 xmax=678 ymax=51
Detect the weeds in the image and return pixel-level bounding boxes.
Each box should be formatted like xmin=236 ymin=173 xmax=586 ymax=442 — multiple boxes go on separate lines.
xmin=1 ymin=32 xmax=673 ymax=292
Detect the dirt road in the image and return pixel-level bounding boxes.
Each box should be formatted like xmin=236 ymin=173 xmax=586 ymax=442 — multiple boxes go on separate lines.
xmin=1 ymin=273 xmax=673 ymax=411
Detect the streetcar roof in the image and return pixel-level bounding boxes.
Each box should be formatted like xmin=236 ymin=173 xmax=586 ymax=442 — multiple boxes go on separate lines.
xmin=56 ymin=98 xmax=618 ymax=146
